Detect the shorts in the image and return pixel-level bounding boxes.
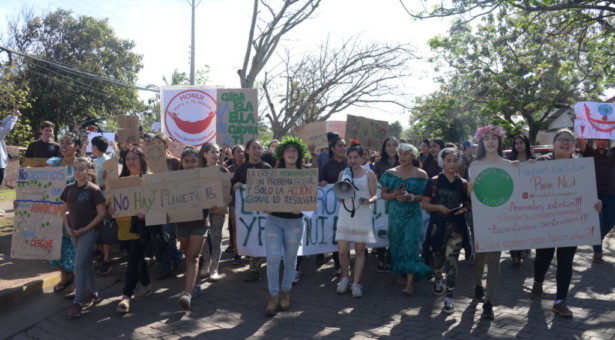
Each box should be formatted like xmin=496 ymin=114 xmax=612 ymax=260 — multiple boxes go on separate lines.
xmin=176 ymin=223 xmax=208 ymax=238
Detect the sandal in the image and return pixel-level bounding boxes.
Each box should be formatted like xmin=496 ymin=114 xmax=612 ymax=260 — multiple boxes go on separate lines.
xmin=133 ymin=287 xmax=153 ymax=300
xmin=116 ymin=298 xmax=130 ymax=314
xmin=53 ymin=277 xmax=74 ymax=293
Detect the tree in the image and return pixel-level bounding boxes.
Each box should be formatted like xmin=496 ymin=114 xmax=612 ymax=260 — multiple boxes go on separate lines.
xmin=163 ymin=66 xmax=210 ymax=86
xmin=402 ymin=0 xmax=615 ymax=34
xmin=238 ymin=0 xmax=321 ymax=89
xmin=417 ymin=10 xmax=614 ymax=143
xmin=261 ymin=37 xmax=415 ymax=138
xmin=4 ymin=9 xmax=143 ymax=131
xmin=387 ymin=121 xmax=403 ymax=140
xmin=0 ymin=57 xmax=34 ymax=146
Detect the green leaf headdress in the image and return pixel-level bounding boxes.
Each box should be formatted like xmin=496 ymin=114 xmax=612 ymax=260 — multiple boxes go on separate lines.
xmin=275 ymin=136 xmax=308 ymax=161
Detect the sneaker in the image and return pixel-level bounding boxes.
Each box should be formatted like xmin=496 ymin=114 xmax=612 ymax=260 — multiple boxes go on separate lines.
xmin=474 ymin=285 xmax=485 ymax=302
xmin=178 ymin=293 xmax=191 ymax=309
xmin=552 ymin=301 xmax=573 ymax=318
xmin=192 ymin=285 xmax=201 ymax=298
xmin=531 ymin=282 xmax=543 ymax=299
xmin=433 ymin=279 xmax=444 ymax=296
xmin=481 ymin=301 xmax=494 ymax=320
xmin=82 ymin=292 xmax=103 ymax=309
xmin=209 ymin=272 xmax=221 ymax=282
xmin=97 ymin=262 xmax=112 ymax=276
xmin=292 ymin=270 xmax=301 ymax=285
xmin=67 ymin=302 xmax=82 ymax=318
xmin=443 ymin=297 xmax=455 ymax=314
xmin=376 ymin=261 xmax=386 ymax=273
xmin=337 ymin=277 xmax=350 ymax=294
xmin=351 ymin=284 xmax=363 ymax=298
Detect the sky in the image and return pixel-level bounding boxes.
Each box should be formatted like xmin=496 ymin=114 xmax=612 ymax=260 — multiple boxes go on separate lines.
xmin=0 ymin=0 xmax=452 ymax=127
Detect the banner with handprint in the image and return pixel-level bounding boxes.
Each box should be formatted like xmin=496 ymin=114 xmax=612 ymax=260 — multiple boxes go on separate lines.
xmin=11 ymin=167 xmax=67 ymax=260
xmin=574 ymin=102 xmax=615 ymax=139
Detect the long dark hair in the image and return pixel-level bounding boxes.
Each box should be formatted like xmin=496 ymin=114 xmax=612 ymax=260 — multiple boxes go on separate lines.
xmin=244 ymin=138 xmax=261 ymax=163
xmin=199 ymin=142 xmax=219 ymax=167
xmin=328 ymin=136 xmax=344 ymax=159
xmin=476 ymin=136 xmax=504 ymax=160
xmin=380 ymin=137 xmax=399 ymax=165
xmin=179 ymin=147 xmax=200 ymax=170
xmin=509 ymin=135 xmax=534 ymax=161
xmin=120 ymin=146 xmax=148 ymax=177
xmin=60 ymin=133 xmax=82 ymax=157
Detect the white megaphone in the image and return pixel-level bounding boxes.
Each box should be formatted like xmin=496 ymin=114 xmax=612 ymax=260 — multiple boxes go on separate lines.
xmin=333 ymin=168 xmax=357 ymax=200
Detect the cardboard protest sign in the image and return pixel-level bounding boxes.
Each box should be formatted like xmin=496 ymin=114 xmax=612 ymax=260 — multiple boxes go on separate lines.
xmin=345 ymin=114 xmax=388 ymax=149
xmin=21 ymin=158 xmax=49 ymax=168
xmin=211 ymin=171 xmax=232 ymax=214
xmin=167 ymin=140 xmax=190 ymax=159
xmin=470 ymin=158 xmax=600 ymax=252
xmin=11 ymin=167 xmax=67 ymax=260
xmin=235 ymin=184 xmax=389 ymax=256
xmin=244 ymin=168 xmax=318 ymax=212
xmin=327 ymin=121 xmax=346 ymax=138
xmin=86 ymin=132 xmax=115 ymax=153
xmin=295 ymin=122 xmax=328 ymax=149
xmin=161 ymin=86 xmax=217 ymax=147
xmin=216 ymin=89 xmax=258 ymax=147
xmin=143 ymin=144 xmax=168 ymax=173
xmin=107 ymin=167 xmax=224 ymax=225
xmin=574 ymin=102 xmax=615 ymax=139
xmin=103 ymin=157 xmax=119 ymax=183
xmin=117 ymin=115 xmax=140 ymax=145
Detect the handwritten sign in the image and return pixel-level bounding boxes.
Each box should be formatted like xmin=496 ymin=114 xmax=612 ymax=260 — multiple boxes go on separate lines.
xmin=470 ymin=158 xmax=600 ymax=252
xmin=236 ymin=184 xmax=389 ymax=256
xmin=244 ymin=168 xmax=318 ymax=212
xmin=11 ymin=167 xmax=67 ymax=260
xmin=143 ymin=144 xmax=168 ymax=173
xmin=345 ymin=114 xmax=388 ymax=149
xmin=107 ymin=167 xmax=225 ymax=225
xmin=216 ymin=89 xmax=258 ymax=147
xmin=574 ymin=102 xmax=615 ymax=139
xmin=295 ymin=122 xmax=328 ymax=149
xmin=117 ymin=115 xmax=140 ymax=145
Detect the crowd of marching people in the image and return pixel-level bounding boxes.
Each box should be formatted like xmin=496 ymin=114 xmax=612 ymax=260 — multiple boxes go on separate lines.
xmin=4 ymin=111 xmax=613 ymax=321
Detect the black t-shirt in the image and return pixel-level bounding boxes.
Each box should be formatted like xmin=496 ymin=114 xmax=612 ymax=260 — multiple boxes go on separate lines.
xmin=25 ymin=139 xmax=60 ymax=159
xmin=318 ymin=158 xmax=347 ymax=184
xmin=423 ymin=173 xmax=470 ymax=212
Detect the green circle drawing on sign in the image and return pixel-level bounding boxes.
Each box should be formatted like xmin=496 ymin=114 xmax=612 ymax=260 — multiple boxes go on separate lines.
xmin=474 ymin=167 xmax=513 ymax=207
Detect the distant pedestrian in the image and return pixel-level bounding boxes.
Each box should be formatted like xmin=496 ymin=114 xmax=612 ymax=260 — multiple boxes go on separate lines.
xmin=25 ymin=120 xmax=60 ymax=159
xmin=0 ymin=108 xmax=19 ymax=194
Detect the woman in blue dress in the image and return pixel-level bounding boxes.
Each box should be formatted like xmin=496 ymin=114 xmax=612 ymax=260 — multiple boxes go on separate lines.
xmin=380 ymin=143 xmax=432 ymax=295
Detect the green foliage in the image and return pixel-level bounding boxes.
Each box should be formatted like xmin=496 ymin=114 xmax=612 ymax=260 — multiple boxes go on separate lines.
xmin=6 ymin=9 xmax=143 ymax=132
xmin=387 ymin=121 xmax=403 ymax=139
xmin=413 ymin=9 xmax=614 ymax=143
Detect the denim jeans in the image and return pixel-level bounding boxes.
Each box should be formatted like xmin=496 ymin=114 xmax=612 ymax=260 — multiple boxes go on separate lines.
xmin=265 ymin=215 xmax=304 ymax=295
xmin=73 ymin=228 xmax=98 ymax=303
xmin=593 ymin=193 xmax=615 ymax=254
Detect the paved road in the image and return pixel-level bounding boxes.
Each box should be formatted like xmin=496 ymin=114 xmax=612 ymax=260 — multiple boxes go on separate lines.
xmin=2 ymin=232 xmax=615 ymax=340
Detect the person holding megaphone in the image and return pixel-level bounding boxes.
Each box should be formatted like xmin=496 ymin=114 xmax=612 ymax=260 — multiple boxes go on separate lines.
xmin=333 ymin=140 xmax=377 ymax=298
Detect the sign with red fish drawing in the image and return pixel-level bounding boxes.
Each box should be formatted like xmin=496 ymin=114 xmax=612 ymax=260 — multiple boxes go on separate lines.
xmin=574 ymin=102 xmax=615 ymax=140
xmin=161 ymin=87 xmax=217 ymax=147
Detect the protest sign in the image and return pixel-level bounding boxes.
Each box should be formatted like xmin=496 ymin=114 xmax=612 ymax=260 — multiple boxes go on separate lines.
xmin=211 ymin=171 xmax=232 ymax=214
xmin=143 ymin=144 xmax=168 ymax=173
xmin=236 ymin=184 xmax=389 ymax=256
xmin=470 ymin=158 xmax=600 ymax=252
xmin=161 ymin=86 xmax=217 ymax=147
xmin=86 ymin=132 xmax=115 ymax=153
xmin=244 ymin=168 xmax=318 ymax=212
xmin=574 ymin=102 xmax=615 ymax=139
xmin=295 ymin=122 xmax=328 ymax=149
xmin=345 ymin=114 xmax=388 ymax=149
xmin=328 ymin=121 xmax=346 ymax=138
xmin=21 ymin=158 xmax=49 ymax=168
xmin=107 ymin=167 xmax=224 ymax=225
xmin=167 ymin=140 xmax=190 ymax=159
xmin=11 ymin=167 xmax=67 ymax=260
xmin=103 ymin=157 xmax=119 ymax=183
xmin=216 ymin=89 xmax=258 ymax=147
xmin=117 ymin=115 xmax=140 ymax=145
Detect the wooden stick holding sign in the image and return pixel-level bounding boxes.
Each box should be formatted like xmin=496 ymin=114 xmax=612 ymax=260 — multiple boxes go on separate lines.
xmin=244 ymin=168 xmax=318 ymax=212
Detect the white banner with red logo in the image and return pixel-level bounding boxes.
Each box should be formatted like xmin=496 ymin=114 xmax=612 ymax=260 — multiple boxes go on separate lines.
xmin=574 ymin=102 xmax=615 ymax=140
xmin=161 ymin=87 xmax=218 ymax=147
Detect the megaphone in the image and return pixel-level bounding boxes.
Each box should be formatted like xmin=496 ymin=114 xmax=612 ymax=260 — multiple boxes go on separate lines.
xmin=333 ymin=168 xmax=356 ymax=200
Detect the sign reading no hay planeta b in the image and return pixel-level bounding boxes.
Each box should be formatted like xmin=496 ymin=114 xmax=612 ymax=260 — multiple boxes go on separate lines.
xmin=161 ymin=86 xmax=217 ymax=147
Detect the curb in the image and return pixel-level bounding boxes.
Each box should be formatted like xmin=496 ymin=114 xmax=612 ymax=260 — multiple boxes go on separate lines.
xmin=0 ymin=272 xmax=62 ymax=310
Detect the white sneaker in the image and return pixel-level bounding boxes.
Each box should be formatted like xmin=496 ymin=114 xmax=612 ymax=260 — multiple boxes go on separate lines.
xmin=209 ymin=272 xmax=221 ymax=282
xmin=443 ymin=296 xmax=455 ymax=314
xmin=337 ymin=277 xmax=350 ymax=294
xmin=178 ymin=293 xmax=191 ymax=309
xmin=433 ymin=279 xmax=444 ymax=296
xmin=292 ymin=270 xmax=301 ymax=285
xmin=351 ymin=284 xmax=363 ymax=298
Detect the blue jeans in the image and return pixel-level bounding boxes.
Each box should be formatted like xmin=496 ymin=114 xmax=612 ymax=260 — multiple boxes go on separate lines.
xmin=160 ymin=223 xmax=181 ymax=271
xmin=593 ymin=193 xmax=615 ymax=253
xmin=73 ymin=228 xmax=98 ymax=303
xmin=265 ymin=215 xmax=304 ymax=295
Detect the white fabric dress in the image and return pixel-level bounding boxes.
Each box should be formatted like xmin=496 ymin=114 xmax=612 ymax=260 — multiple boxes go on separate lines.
xmin=335 ymin=171 xmax=376 ymax=243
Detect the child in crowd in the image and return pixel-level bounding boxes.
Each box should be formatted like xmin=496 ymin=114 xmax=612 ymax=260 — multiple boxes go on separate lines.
xmin=62 ymin=157 xmax=107 ymax=318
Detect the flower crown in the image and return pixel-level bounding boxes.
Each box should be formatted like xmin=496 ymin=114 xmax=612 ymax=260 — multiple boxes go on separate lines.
xmin=349 ymin=139 xmax=360 ymax=146
xmin=474 ymin=124 xmax=506 ymax=141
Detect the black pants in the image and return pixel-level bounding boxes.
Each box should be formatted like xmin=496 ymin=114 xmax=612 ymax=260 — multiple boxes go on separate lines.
xmin=534 ymin=246 xmax=577 ymax=301
xmin=0 ymin=168 xmax=5 ymax=187
xmin=123 ymin=239 xmax=150 ymax=297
